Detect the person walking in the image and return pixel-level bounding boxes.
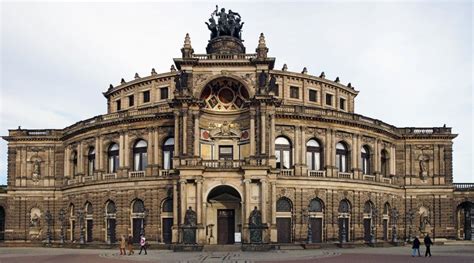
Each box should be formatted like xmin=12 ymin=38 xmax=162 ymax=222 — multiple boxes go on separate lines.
xmin=119 ymin=235 xmax=126 ymax=255
xmin=424 ymin=234 xmax=433 ymax=257
xmin=412 ymin=236 xmax=421 ymax=257
xmin=127 ymin=235 xmax=134 ymax=255
xmin=138 ymin=235 xmax=148 ymax=255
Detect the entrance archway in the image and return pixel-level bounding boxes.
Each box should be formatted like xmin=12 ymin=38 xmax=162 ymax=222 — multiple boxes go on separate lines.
xmin=457 ymin=201 xmax=473 ymax=240
xmin=206 ymin=185 xmax=242 ymax=244
xmin=0 ymin=206 xmax=5 ymax=241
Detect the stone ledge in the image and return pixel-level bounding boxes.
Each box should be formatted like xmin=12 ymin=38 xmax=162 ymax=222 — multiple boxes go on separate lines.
xmin=172 ymin=244 xmax=203 ymax=252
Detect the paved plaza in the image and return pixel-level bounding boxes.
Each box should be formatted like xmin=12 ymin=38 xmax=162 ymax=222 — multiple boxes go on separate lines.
xmin=0 ymin=243 xmax=473 ymax=263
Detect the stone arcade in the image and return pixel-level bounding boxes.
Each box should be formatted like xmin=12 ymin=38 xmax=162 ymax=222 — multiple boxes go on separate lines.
xmin=0 ymin=8 xmax=473 ymax=246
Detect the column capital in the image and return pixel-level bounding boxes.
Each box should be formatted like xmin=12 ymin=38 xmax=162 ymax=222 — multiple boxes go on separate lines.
xmin=243 ymin=179 xmax=251 ymax=184
xmin=179 ymin=179 xmax=187 ymax=184
xmin=260 ymin=178 xmax=268 ymax=184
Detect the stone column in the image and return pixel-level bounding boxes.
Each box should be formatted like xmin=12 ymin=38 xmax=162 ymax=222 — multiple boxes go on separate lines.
xmin=270 ymin=112 xmax=276 ymax=154
xmin=119 ymin=133 xmax=125 ymax=168
xmin=243 ymin=179 xmax=251 ymax=243
xmin=172 ymin=181 xmax=178 ymax=243
xmin=196 ymin=179 xmax=202 ymax=224
xmin=78 ymin=141 xmax=84 ymax=174
xmin=64 ymin=147 xmax=70 ymax=178
xmin=174 ymin=110 xmax=180 ymax=157
xmin=98 ymin=136 xmax=103 ymax=171
xmin=179 ymin=179 xmax=187 ymax=224
xmin=294 ymin=126 xmax=300 ymax=165
xmin=250 ymin=110 xmax=256 ymax=156
xmin=94 ymin=137 xmax=100 ymax=175
xmin=153 ymin=128 xmax=159 ymax=166
xmin=182 ymin=109 xmax=187 ymax=155
xmin=390 ymin=146 xmax=396 ymax=175
xmin=261 ymin=179 xmax=268 ymax=224
xmin=124 ymin=132 xmax=130 ymax=168
xmin=146 ymin=129 xmax=153 ymax=176
xmin=351 ymin=135 xmax=357 ymax=174
xmin=260 ymin=108 xmax=266 ymax=155
xmin=325 ymin=129 xmax=331 ymax=176
xmin=374 ymin=139 xmax=379 ymax=174
xmin=270 ymin=181 xmax=277 ymax=242
xmin=194 ymin=111 xmax=200 ymax=157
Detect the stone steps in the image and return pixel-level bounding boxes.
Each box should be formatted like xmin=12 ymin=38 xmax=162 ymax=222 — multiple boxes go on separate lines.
xmin=203 ymin=244 xmax=242 ymax=252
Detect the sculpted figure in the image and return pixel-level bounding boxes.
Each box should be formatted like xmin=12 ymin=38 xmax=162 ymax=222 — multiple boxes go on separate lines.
xmin=205 ymin=17 xmax=218 ymax=38
xmin=184 ymin=207 xmax=197 ymax=226
xmin=258 ymin=70 xmax=268 ymax=88
xmin=33 ymin=160 xmax=40 ymax=175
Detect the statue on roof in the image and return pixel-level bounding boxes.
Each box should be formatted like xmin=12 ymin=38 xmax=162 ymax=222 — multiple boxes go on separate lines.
xmin=206 ymin=6 xmax=244 ymax=40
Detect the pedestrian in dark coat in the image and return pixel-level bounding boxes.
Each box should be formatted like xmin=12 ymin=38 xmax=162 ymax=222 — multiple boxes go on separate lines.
xmin=412 ymin=236 xmax=421 ymax=257
xmin=424 ymin=234 xmax=433 ymax=257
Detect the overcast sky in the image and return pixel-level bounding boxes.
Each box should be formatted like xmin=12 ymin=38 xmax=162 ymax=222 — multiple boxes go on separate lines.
xmin=1 ymin=1 xmax=472 ymax=184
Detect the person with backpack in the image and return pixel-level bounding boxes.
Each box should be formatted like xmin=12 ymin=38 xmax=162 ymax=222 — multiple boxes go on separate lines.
xmin=412 ymin=236 xmax=421 ymax=257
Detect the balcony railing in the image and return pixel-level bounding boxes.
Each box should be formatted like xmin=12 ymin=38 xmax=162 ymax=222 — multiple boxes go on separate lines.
xmin=363 ymin=174 xmax=376 ymax=181
xmin=338 ymin=172 xmax=353 ymax=179
xmin=202 ymin=160 xmax=245 ymax=169
xmin=102 ymin=173 xmax=117 ymax=180
xmin=83 ymin=175 xmax=95 ymax=183
xmin=67 ymin=179 xmax=78 ymax=185
xmin=192 ymin=53 xmax=257 ymax=60
xmin=308 ymin=170 xmax=325 ymax=177
xmin=382 ymin=177 xmax=392 ymax=184
xmin=129 ymin=171 xmax=145 ymax=178
xmin=279 ymin=169 xmax=294 ymax=176
xmin=454 ymin=183 xmax=474 ymax=191
xmin=159 ymin=169 xmax=172 ymax=177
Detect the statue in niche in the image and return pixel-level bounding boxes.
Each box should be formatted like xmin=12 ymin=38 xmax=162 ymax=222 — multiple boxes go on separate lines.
xmin=32 ymin=160 xmax=40 ymax=182
xmin=30 ymin=209 xmax=41 ymax=228
xmin=419 ymin=155 xmax=428 ymax=180
xmin=249 ymin=206 xmax=263 ymax=243
xmin=268 ymin=75 xmax=277 ymax=94
xmin=419 ymin=207 xmax=432 ymax=235
xmin=184 ymin=207 xmax=197 ymax=226
xmin=258 ymin=70 xmax=268 ymax=89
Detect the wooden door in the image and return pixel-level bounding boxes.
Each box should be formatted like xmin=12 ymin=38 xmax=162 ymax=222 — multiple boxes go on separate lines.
xmin=132 ymin=218 xmax=142 ymax=243
xmin=277 ymin=218 xmax=291 ymax=243
xmin=383 ymin=219 xmax=388 ymax=241
xmin=162 ymin=218 xmax=173 ymax=244
xmin=217 ymin=209 xmax=235 ymax=244
xmin=464 ymin=208 xmax=472 ymax=240
xmin=70 ymin=220 xmax=75 ymax=241
xmin=86 ymin=220 xmax=93 ymax=242
xmin=363 ymin=219 xmax=371 ymax=242
xmin=108 ymin=219 xmax=116 ymax=243
xmin=0 ymin=207 xmax=4 ymax=241
xmin=310 ymin=218 xmax=322 ymax=243
xmin=338 ymin=218 xmax=349 ymax=242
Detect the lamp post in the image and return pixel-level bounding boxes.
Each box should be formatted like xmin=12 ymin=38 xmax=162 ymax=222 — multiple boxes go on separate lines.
xmin=58 ymin=208 xmax=66 ymax=244
xmin=406 ymin=209 xmax=415 ymax=243
xmin=370 ymin=207 xmax=379 ymax=244
xmin=45 ymin=210 xmax=53 ymax=244
xmin=78 ymin=210 xmax=85 ymax=244
xmin=391 ymin=208 xmax=399 ymax=243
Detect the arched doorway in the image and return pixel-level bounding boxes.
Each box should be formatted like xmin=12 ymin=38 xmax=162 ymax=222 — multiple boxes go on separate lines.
xmin=308 ymin=198 xmax=324 ymax=243
xmin=363 ymin=201 xmax=374 ymax=243
xmin=338 ymin=199 xmax=351 ymax=242
xmin=131 ymin=199 xmax=146 ymax=243
xmin=457 ymin=201 xmax=473 ymax=240
xmin=161 ymin=198 xmax=173 ymax=244
xmin=85 ymin=202 xmax=93 ymax=242
xmin=105 ymin=200 xmax=116 ymax=243
xmin=0 ymin=206 xmax=5 ymax=241
xmin=276 ymin=197 xmax=293 ymax=243
xmin=206 ymin=185 xmax=242 ymax=244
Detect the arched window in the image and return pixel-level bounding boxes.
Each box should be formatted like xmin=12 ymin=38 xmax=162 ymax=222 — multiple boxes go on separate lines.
xmin=381 ymin=149 xmax=389 ymax=176
xmin=309 ymin=198 xmax=324 ymax=212
xmin=132 ymin=199 xmax=145 ymax=213
xmin=276 ymin=197 xmax=293 ymax=212
xmin=364 ymin=201 xmax=374 ymax=214
xmin=163 ymin=137 xmax=174 ymax=170
xmin=275 ymin=136 xmax=292 ymax=169
xmin=85 ymin=202 xmax=93 ymax=216
xmin=87 ymin=147 xmax=95 ymax=176
xmin=72 ymin=151 xmax=78 ymax=176
xmin=383 ymin=202 xmax=390 ymax=215
xmin=306 ymin=139 xmax=323 ymax=171
xmin=336 ymin=142 xmax=349 ymax=172
xmin=133 ymin=140 xmax=148 ymax=171
xmin=108 ymin=143 xmax=119 ymax=173
xmin=106 ymin=201 xmax=116 ymax=214
xmin=361 ymin=146 xmax=370 ymax=175
xmin=339 ymin=199 xmax=351 ymax=213
xmin=162 ymin=198 xmax=173 ymax=213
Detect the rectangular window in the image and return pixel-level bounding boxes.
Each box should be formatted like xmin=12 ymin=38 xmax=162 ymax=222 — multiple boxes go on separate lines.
xmin=143 ymin=90 xmax=150 ymax=103
xmin=219 ymin=146 xmax=233 ymax=160
xmin=128 ymin=95 xmax=134 ymax=107
xmin=340 ymin=98 xmax=346 ymax=110
xmin=325 ymin=94 xmax=333 ymax=106
xmin=274 ymin=83 xmax=279 ymax=96
xmin=116 ymin=99 xmax=121 ymax=111
xmin=309 ymin=90 xmax=318 ymax=102
xmin=160 ymin=87 xmax=169 ymax=100
xmin=290 ymin=86 xmax=299 ymax=99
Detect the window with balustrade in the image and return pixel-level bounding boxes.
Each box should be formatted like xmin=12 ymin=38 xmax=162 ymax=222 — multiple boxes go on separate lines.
xmin=275 ymin=136 xmax=292 ymax=169
xmin=361 ymin=146 xmax=370 ymax=175
xmin=336 ymin=142 xmax=349 ymax=172
xmin=381 ymin=149 xmax=389 ymax=176
xmin=87 ymin=147 xmax=95 ymax=176
xmin=162 ymin=137 xmax=174 ymax=170
xmin=306 ymin=139 xmax=323 ymax=171
xmin=133 ymin=139 xmax=148 ymax=171
xmin=108 ymin=143 xmax=119 ymax=173
xmin=72 ymin=151 xmax=78 ymax=176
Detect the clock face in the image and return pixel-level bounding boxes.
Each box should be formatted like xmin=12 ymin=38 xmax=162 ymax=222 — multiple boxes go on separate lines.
xmin=201 ymin=78 xmax=249 ymax=111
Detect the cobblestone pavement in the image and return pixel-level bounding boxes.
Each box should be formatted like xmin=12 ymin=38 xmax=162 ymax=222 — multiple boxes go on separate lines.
xmin=0 ymin=244 xmax=473 ymax=263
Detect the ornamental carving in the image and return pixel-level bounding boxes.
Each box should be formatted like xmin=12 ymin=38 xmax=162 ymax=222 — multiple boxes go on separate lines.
xmin=335 ymin=131 xmax=352 ymax=139
xmin=201 ymin=78 xmax=249 ymax=111
xmin=208 ymin=121 xmax=241 ymax=138
xmin=361 ymin=136 xmax=375 ymax=143
xmin=305 ymin=127 xmax=326 ymax=136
